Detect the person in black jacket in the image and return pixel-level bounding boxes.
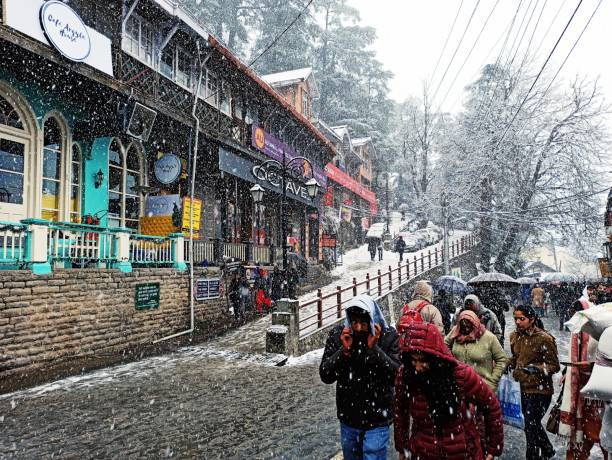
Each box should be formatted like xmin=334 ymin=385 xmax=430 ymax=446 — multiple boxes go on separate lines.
xmin=395 ymin=236 xmax=407 ymax=262
xmin=320 ymin=294 xmax=400 ymax=460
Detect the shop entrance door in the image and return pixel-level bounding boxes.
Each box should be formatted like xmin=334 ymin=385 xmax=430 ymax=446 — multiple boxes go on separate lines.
xmin=0 ymin=134 xmax=28 ymax=222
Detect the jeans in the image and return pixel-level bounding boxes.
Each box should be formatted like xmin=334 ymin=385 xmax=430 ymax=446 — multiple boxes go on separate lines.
xmin=340 ymin=423 xmax=389 ymax=460
xmin=521 ymin=393 xmax=555 ymax=460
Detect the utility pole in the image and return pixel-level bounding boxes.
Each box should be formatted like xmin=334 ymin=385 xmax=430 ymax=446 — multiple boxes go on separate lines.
xmin=442 ymin=192 xmax=450 ymax=275
xmin=385 ymin=170 xmax=390 ymax=234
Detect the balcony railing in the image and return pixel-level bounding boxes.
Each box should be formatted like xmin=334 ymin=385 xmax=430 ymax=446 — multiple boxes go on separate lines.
xmin=223 ymin=242 xmax=247 ymax=261
xmin=48 ymin=222 xmax=115 ymax=266
xmin=129 ymin=235 xmax=174 ymax=266
xmin=0 ymin=221 xmax=27 ymax=265
xmin=184 ymin=238 xmax=215 ymax=265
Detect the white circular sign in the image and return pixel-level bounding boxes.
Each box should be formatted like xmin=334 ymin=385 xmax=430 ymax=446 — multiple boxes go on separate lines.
xmin=40 ymin=1 xmax=91 ymax=62
xmin=155 ymin=154 xmax=182 ymax=185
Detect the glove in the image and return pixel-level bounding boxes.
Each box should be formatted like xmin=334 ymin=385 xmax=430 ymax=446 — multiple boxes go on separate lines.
xmin=367 ymin=324 xmax=382 ymax=349
xmin=340 ymin=327 xmax=353 ymax=356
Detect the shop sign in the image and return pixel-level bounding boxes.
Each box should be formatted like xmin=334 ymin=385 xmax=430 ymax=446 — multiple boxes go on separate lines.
xmin=3 ymin=0 xmax=114 ymax=76
xmin=252 ymin=163 xmax=313 ymax=202
xmin=326 ymin=162 xmax=376 ymax=206
xmin=145 ymin=194 xmax=181 ymax=217
xmin=251 ymin=124 xmax=327 ymax=189
xmin=182 ymin=197 xmax=202 ymax=238
xmin=323 ymin=186 xmax=333 ymax=206
xmin=40 ymin=1 xmax=90 ymax=61
xmin=322 ymin=234 xmax=337 ymax=248
xmin=135 ymin=282 xmax=160 ymax=310
xmin=195 ymin=278 xmax=220 ymax=300
xmin=155 ymin=154 xmax=181 ymax=184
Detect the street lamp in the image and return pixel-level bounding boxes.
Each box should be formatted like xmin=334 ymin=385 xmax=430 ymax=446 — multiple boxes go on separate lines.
xmin=250 ymin=184 xmax=264 ymax=246
xmin=305 ymin=178 xmax=321 ymax=200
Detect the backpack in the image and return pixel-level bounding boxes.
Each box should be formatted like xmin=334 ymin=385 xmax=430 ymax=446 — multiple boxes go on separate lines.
xmin=397 ymin=300 xmax=429 ymax=334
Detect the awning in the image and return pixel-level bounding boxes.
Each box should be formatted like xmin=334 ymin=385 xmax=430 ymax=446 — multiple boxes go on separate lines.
xmin=326 ymin=163 xmax=377 ymax=214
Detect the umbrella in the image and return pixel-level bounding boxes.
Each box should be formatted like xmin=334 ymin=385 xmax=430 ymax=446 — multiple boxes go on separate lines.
xmin=467 ymin=272 xmax=520 ymax=287
xmin=540 ymin=272 xmax=579 ymax=283
xmin=516 ymin=277 xmax=538 ymax=285
xmin=432 ymin=275 xmax=467 ymax=291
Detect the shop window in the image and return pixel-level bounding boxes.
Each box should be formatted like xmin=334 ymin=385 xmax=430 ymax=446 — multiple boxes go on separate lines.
xmin=70 ymin=143 xmax=81 ymax=223
xmin=123 ymin=15 xmax=154 ymax=66
xmin=0 ymin=138 xmax=25 ymax=205
xmin=108 ymin=139 xmax=143 ymax=230
xmin=42 ymin=117 xmax=63 ymax=222
xmin=0 ymin=94 xmax=24 ymax=130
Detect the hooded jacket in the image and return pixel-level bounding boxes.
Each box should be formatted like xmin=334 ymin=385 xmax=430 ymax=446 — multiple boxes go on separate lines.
xmin=320 ymin=295 xmax=400 ymax=430
xmin=394 ymin=323 xmax=504 ymax=460
xmin=455 ymin=294 xmax=503 ymax=343
xmin=399 ymin=280 xmax=445 ymax=335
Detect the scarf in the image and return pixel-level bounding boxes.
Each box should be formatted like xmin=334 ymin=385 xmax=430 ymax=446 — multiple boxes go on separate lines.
xmin=559 ymin=296 xmax=603 ymax=443
xmin=448 ymin=310 xmax=485 ymax=344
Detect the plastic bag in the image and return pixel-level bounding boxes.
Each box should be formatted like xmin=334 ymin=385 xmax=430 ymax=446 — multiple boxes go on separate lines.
xmin=580 ymin=326 xmax=612 ymax=400
xmin=498 ymin=374 xmax=525 ymax=429
xmin=565 ymin=304 xmax=612 ymax=340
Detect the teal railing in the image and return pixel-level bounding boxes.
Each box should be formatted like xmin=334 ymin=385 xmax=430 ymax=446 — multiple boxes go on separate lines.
xmin=0 ymin=221 xmax=28 ymax=265
xmin=47 ymin=221 xmax=116 ymax=267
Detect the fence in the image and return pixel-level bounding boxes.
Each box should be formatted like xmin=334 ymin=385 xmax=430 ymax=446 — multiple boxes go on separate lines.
xmin=185 ymin=239 xmax=215 ymax=265
xmin=253 ymin=245 xmax=270 ymax=264
xmin=48 ymin=222 xmax=115 ymax=266
xmin=223 ymin=242 xmax=247 ymax=261
xmin=0 ymin=221 xmax=27 ymax=265
xmin=129 ymin=235 xmax=174 ymax=265
xmin=297 ymin=234 xmax=477 ymax=337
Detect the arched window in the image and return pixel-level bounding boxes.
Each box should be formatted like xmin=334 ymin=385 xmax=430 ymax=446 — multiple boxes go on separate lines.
xmin=70 ymin=143 xmax=81 ymax=222
xmin=42 ymin=117 xmax=63 ymax=221
xmin=0 ymin=95 xmax=26 ymax=207
xmin=0 ymin=94 xmax=24 ymax=130
xmin=108 ymin=139 xmax=143 ymax=229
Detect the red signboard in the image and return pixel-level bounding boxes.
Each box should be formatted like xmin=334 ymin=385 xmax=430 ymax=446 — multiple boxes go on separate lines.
xmin=323 ymin=186 xmax=333 ymax=206
xmin=326 ymin=163 xmax=376 ymax=207
xmin=322 ymin=234 xmax=337 ymax=248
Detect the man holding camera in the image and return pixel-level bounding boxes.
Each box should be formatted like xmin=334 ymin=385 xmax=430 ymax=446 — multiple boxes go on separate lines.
xmin=319 ymin=294 xmax=400 ymax=460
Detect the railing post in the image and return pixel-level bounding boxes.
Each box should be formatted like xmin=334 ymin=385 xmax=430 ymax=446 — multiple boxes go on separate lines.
xmin=461 ymin=237 xmax=465 ymax=252
xmin=398 ymin=262 xmax=402 ymax=285
xmin=428 ymin=249 xmax=432 ymax=269
xmin=435 ymin=247 xmax=438 ymax=266
xmin=406 ymin=260 xmax=410 ymax=278
xmin=22 ymin=219 xmax=51 ymax=275
xmin=413 ymin=255 xmax=417 ymax=275
xmin=421 ymin=254 xmax=424 ymax=272
xmin=366 ymin=273 xmax=371 ymax=295
xmin=110 ymin=227 xmax=133 ymax=273
xmin=170 ymin=233 xmax=187 ymax=271
xmin=377 ymin=269 xmax=382 ymax=297
xmin=245 ymin=240 xmax=253 ymax=263
xmin=337 ymin=286 xmax=342 ymax=318
xmin=318 ymin=289 xmax=324 ymax=327
xmin=352 ymin=277 xmax=358 ymax=296
xmin=388 ymin=265 xmax=393 ymax=291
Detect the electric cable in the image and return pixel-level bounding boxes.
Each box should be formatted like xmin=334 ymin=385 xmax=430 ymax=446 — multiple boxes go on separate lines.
xmin=429 ymin=0 xmax=466 ymax=91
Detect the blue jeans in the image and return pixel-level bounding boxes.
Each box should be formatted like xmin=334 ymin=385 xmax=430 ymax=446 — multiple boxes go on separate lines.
xmin=340 ymin=423 xmax=389 ymax=460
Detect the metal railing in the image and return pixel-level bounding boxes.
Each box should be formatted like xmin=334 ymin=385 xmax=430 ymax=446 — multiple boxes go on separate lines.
xmin=185 ymin=238 xmax=215 ymax=265
xmin=0 ymin=221 xmax=27 ymax=264
xmin=297 ymin=234 xmax=477 ymax=337
xmin=129 ymin=235 xmax=173 ymax=265
xmin=253 ymin=245 xmax=270 ymax=264
xmin=48 ymin=222 xmax=115 ymax=265
xmin=223 ymin=242 xmax=247 ymax=261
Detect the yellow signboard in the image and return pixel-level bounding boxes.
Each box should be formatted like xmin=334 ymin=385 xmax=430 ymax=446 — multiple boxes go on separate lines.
xmin=182 ymin=197 xmax=202 ymax=237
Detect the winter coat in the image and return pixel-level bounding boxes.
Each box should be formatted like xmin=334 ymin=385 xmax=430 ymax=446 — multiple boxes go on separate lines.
xmin=508 ymin=326 xmax=560 ymax=395
xmin=455 ymin=295 xmax=503 ymax=343
xmin=399 ymin=280 xmax=445 ymax=335
xmin=531 ymin=287 xmax=545 ymax=308
xmin=319 ymin=296 xmax=400 ymax=430
xmin=445 ymin=329 xmax=508 ymax=392
xmin=394 ymin=322 xmax=504 ymax=460
xmin=368 ymin=239 xmax=377 ymax=253
xmin=395 ymin=238 xmax=406 ymax=253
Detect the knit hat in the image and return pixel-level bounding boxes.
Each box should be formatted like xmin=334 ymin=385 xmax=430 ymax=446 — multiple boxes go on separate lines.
xmin=412 ymin=280 xmax=433 ymax=303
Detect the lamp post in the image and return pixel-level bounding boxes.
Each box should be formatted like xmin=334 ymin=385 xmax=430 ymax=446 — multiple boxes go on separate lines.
xmin=250 ymin=184 xmax=264 ymax=247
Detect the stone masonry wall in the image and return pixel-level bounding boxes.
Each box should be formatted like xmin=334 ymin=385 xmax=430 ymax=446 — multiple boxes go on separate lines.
xmin=0 ymin=267 xmax=231 ymax=393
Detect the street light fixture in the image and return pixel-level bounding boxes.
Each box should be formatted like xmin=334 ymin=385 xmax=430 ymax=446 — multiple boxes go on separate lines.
xmin=250 ymin=184 xmax=264 ymax=203
xmin=305 ymin=178 xmax=320 ymax=200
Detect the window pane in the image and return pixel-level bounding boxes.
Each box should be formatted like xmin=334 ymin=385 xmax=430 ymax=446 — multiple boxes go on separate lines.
xmin=0 ymin=95 xmax=24 ymax=130
xmin=126 ymin=147 xmax=140 ymax=170
xmin=108 ymin=192 xmax=121 ymax=216
xmin=71 ymin=185 xmax=80 ymax=213
xmin=42 ymin=210 xmax=58 ymax=221
xmin=109 ymin=141 xmax=122 ymax=166
xmin=176 ymin=49 xmax=191 ymax=87
xmin=42 ymin=179 xmax=60 ymax=211
xmin=0 ymin=170 xmax=23 ymax=204
xmin=0 ymin=139 xmax=24 ymax=173
xmin=71 ymin=162 xmax=80 ymax=184
xmin=43 ymin=148 xmax=61 ymax=179
xmin=125 ymin=196 xmax=140 ymax=219
xmin=126 ymin=171 xmax=139 ymax=195
xmin=43 ymin=118 xmax=61 ymax=146
xmin=125 ymin=219 xmax=139 ymax=230
xmin=108 ymin=217 xmax=120 ymax=228
xmin=72 ymin=144 xmax=81 ymax=162
xmin=161 ymin=47 xmax=174 ymax=78
xmin=109 ymin=166 xmax=122 ymax=192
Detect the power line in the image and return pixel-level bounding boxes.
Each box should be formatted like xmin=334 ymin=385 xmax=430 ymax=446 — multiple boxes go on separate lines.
xmin=248 ymin=0 xmax=315 ymax=68
xmin=429 ymin=0 xmax=466 ymax=91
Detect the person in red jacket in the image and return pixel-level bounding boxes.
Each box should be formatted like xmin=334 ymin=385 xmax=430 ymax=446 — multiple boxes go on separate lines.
xmin=394 ymin=322 xmax=504 ymax=460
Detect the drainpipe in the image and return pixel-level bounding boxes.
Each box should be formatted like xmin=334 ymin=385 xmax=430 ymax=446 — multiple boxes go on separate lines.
xmin=154 ymin=42 xmax=210 ymax=343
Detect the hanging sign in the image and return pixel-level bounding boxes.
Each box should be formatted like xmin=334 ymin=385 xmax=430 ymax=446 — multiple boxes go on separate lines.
xmin=154 ymin=154 xmax=181 ymax=184
xmin=40 ymin=1 xmax=91 ymax=62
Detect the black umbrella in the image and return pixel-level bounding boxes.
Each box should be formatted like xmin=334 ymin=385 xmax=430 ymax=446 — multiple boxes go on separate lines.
xmin=467 ymin=272 xmax=520 ymax=287
xmin=432 ymin=275 xmax=470 ymax=297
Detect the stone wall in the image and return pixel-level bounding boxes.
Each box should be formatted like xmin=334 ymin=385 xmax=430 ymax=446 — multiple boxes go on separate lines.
xmin=0 ymin=267 xmax=231 ymax=393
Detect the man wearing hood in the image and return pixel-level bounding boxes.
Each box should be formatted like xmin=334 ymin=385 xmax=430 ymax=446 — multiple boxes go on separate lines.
xmin=398 ymin=280 xmax=445 ymax=335
xmin=455 ymin=294 xmax=503 ymax=345
xmin=320 ymin=294 xmax=400 ymax=460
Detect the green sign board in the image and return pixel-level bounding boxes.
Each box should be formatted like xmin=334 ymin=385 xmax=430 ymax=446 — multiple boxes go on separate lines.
xmin=135 ymin=283 xmax=160 ymax=310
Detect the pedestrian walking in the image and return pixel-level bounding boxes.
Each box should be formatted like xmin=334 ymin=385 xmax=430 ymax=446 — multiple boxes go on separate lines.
xmin=397 ymin=280 xmax=445 ymax=335
xmin=394 ymin=322 xmax=504 ymax=460
xmin=476 ymin=287 xmax=508 ymax=345
xmin=320 ymin=294 xmax=400 ymax=460
xmin=395 ymin=236 xmax=406 ymax=262
xmin=434 ymin=287 xmax=453 ymax=334
xmin=270 ymin=265 xmax=283 ymax=301
xmin=508 ymin=305 xmax=560 ymax=460
xmin=455 ymin=294 xmax=503 ymax=344
xmin=531 ymin=284 xmax=546 ymax=318
xmin=445 ymin=310 xmax=508 ymax=392
xmin=377 ymin=239 xmax=383 ymax=261
xmin=237 ymin=275 xmax=250 ymax=325
xmin=367 ymin=238 xmax=377 ymax=262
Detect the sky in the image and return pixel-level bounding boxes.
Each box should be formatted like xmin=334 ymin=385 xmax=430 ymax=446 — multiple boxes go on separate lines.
xmin=348 ymin=0 xmax=612 ymax=113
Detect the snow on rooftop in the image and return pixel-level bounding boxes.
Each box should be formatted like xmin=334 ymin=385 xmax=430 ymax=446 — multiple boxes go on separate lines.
xmin=352 ymin=137 xmax=372 ymax=146
xmin=261 ymin=67 xmax=313 ymax=85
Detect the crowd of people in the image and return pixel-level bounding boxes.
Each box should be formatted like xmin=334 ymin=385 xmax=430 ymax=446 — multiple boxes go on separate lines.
xmin=319 ymin=279 xmax=612 ymax=460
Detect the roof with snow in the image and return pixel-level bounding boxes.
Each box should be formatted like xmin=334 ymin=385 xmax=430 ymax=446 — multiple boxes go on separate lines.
xmin=261 ymin=67 xmax=319 ymax=99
